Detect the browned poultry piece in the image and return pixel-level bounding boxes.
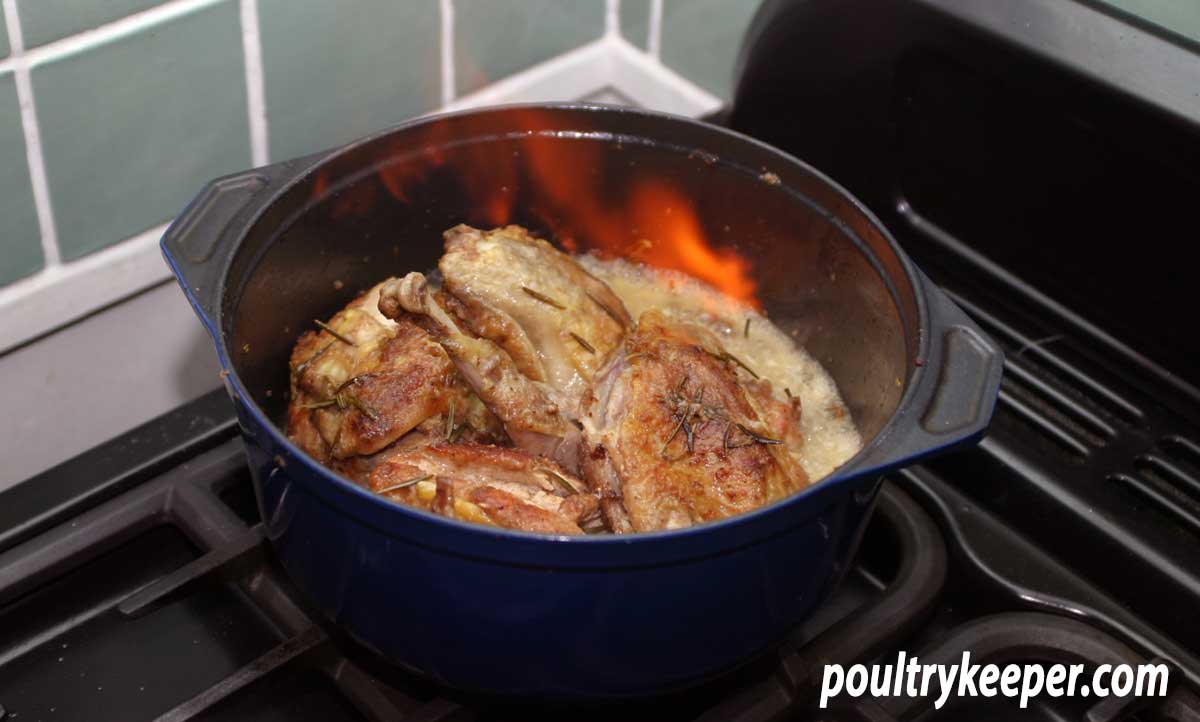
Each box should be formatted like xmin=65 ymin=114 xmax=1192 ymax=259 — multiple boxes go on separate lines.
xmin=378 ymin=225 xmax=631 ymax=469
xmin=439 ymin=224 xmax=630 ymax=394
xmin=287 ymin=282 xmax=504 ymax=483
xmin=378 ymin=271 xmax=580 ymax=467
xmin=580 ymin=310 xmax=811 ymax=532
xmin=368 ymin=443 xmax=602 ymax=534
xmin=294 ymin=226 xmax=813 ymax=536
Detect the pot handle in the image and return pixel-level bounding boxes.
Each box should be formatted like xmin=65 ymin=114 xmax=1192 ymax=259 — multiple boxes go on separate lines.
xmin=853 ymin=271 xmax=1005 ymax=473
xmin=160 ymin=155 xmax=321 ymax=333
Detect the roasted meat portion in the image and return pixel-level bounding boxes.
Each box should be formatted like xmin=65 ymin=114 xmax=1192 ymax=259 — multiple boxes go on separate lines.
xmin=368 ymin=443 xmax=601 ymax=534
xmin=290 ymin=224 xmax=826 ymax=535
xmin=288 ymin=282 xmax=503 ymax=482
xmin=379 ymin=225 xmax=631 ymax=468
xmin=438 ymin=224 xmax=630 ymax=394
xmin=579 ymin=311 xmax=810 ymax=532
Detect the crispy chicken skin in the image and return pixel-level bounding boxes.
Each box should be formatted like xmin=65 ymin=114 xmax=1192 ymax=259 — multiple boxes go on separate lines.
xmin=287 ymin=282 xmax=503 ymax=480
xmin=379 ymin=272 xmax=579 ymax=467
xmin=291 ymin=225 xmax=818 ymax=534
xmin=379 ymin=225 xmax=631 ymax=468
xmin=580 ymin=310 xmax=810 ymax=532
xmin=439 ymin=224 xmax=630 ymax=396
xmin=368 ymin=443 xmax=601 ymax=534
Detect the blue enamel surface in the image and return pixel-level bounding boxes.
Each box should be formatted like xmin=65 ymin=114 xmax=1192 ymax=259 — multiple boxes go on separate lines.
xmin=239 ymin=408 xmax=878 ymax=697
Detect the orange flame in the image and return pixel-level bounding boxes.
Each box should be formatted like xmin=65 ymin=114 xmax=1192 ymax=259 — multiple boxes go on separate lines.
xmin=624 ymin=180 xmax=758 ymax=305
xmin=506 ymin=109 xmax=759 ymax=306
xmin=310 ymin=108 xmax=761 ymax=307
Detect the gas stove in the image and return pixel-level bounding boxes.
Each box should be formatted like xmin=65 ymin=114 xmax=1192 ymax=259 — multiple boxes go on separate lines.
xmin=2 ymin=1 xmax=1199 ymax=719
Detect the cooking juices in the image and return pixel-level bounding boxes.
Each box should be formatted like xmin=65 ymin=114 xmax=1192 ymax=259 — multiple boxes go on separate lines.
xmin=580 ymin=256 xmax=862 ymax=482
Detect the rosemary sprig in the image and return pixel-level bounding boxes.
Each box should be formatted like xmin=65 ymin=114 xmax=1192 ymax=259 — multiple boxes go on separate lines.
xmin=569 ymin=331 xmax=595 ymax=354
xmin=314 ymin=319 xmax=355 ymax=346
xmin=333 ymin=374 xmax=367 ymax=394
xmin=521 ymin=286 xmax=565 ymax=309
xmin=661 ymin=380 xmax=708 ymax=459
xmin=376 ymin=474 xmax=432 ymax=494
xmin=660 ymin=413 xmax=688 ymax=459
xmin=340 ymin=392 xmax=380 ymax=421
xmin=704 ymin=346 xmax=760 ymax=379
xmin=293 ymin=342 xmax=334 ymax=375
xmin=330 ymin=375 xmax=381 ymax=421
xmin=298 ymin=399 xmax=336 ymax=410
xmin=445 ymin=398 xmax=456 ymax=441
xmin=543 ymin=469 xmax=579 ymax=494
xmin=740 ymin=423 xmax=783 ymax=444
xmin=724 ymin=422 xmax=784 ymax=449
xmin=744 ymin=318 xmax=751 ymax=338
xmin=724 ymin=351 xmax=759 ymax=379
xmin=587 ymin=291 xmax=626 ymax=328
xmin=660 ymin=376 xmax=766 ymax=460
xmin=299 ymin=390 xmax=380 ymax=422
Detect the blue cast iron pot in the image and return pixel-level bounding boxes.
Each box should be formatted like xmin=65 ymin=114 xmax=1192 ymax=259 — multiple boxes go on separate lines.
xmin=161 ymin=104 xmax=1002 ymax=698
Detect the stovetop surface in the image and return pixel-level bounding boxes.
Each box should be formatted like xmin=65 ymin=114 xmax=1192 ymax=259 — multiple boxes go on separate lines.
xmin=4 ymin=1 xmax=1200 ymax=719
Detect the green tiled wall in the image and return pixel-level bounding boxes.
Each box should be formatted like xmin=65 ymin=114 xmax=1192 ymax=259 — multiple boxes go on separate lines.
xmin=0 ymin=72 xmax=43 ymax=285
xmin=614 ymin=0 xmax=763 ymax=100
xmin=0 ymin=0 xmax=767 ymax=290
xmin=259 ymin=0 xmax=441 ymax=162
xmin=17 ymin=0 xmax=169 ymax=48
xmin=33 ymin=0 xmax=250 ymax=261
xmin=659 ymin=0 xmax=761 ymax=100
xmin=455 ymin=0 xmax=605 ymax=95
xmin=620 ymin=0 xmax=651 ymax=50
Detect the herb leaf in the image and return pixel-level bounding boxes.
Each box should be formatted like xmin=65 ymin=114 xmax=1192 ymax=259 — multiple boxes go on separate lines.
xmin=314 ymin=319 xmax=356 ymax=346
xmin=376 ymin=474 xmax=432 ymax=494
xmin=298 ymin=399 xmax=336 ymax=410
xmin=293 ymin=342 xmax=334 ymax=375
xmin=569 ymin=331 xmax=595 ymax=354
xmin=521 ymin=286 xmax=566 ymax=309
xmin=587 ymin=291 xmax=626 ymax=328
xmin=543 ymin=469 xmax=579 ymax=494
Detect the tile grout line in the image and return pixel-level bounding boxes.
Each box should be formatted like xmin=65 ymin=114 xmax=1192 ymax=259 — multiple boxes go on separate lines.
xmin=648 ymin=0 xmax=664 ymax=59
xmin=2 ymin=0 xmax=60 ymax=267
xmin=605 ymin=0 xmax=620 ymax=37
xmin=239 ymin=0 xmax=268 ymax=166
xmin=439 ymin=0 xmax=455 ymax=106
xmin=9 ymin=0 xmax=223 ymax=66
